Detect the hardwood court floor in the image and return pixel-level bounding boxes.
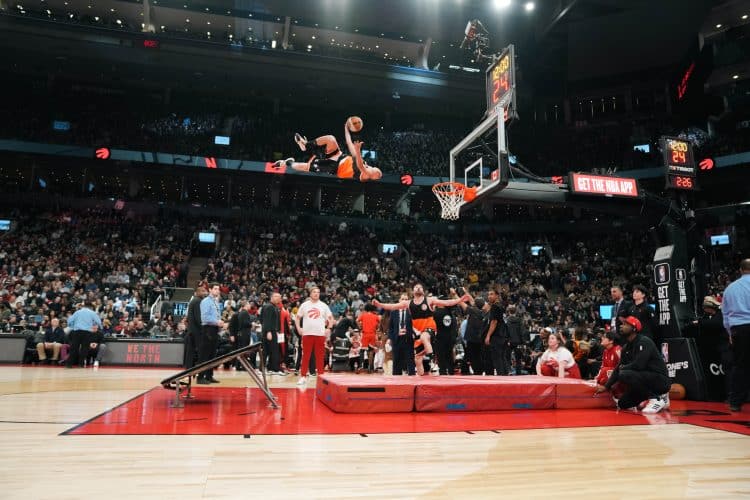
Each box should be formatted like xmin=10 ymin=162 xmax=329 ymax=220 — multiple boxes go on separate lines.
xmin=1 ymin=365 xmax=749 ymax=499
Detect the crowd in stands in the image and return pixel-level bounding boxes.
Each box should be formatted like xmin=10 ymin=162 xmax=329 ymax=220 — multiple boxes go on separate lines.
xmin=0 ymin=207 xmax=743 ymax=379
xmin=0 ymin=209 xmax=192 ymax=338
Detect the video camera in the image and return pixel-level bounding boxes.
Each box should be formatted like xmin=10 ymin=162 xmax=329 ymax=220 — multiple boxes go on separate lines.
xmin=460 ymin=19 xmax=492 ymax=62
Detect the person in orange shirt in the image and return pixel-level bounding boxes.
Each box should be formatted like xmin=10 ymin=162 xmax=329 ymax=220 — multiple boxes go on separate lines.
xmin=357 ymin=303 xmax=382 ymax=373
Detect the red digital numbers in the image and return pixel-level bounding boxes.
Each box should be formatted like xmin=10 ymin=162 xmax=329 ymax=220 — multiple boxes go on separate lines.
xmin=671 ymin=150 xmax=686 ymax=164
xmin=672 ymin=176 xmax=694 ymax=189
xmin=492 ymin=74 xmax=509 ymax=104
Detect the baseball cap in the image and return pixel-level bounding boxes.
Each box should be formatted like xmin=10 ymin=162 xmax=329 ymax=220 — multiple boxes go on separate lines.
xmin=622 ymin=316 xmax=642 ymax=332
xmin=702 ymin=296 xmax=721 ymax=308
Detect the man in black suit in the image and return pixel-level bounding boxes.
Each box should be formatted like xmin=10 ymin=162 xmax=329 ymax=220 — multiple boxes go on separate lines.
xmin=184 ymin=286 xmax=206 ymax=369
xmin=387 ymin=293 xmax=416 ymax=376
xmin=610 ymin=285 xmax=633 ymax=340
xmin=260 ymin=292 xmax=284 ymax=374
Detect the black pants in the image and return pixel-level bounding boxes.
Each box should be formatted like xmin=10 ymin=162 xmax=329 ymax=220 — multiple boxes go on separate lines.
xmin=66 ymin=330 xmax=90 ymax=367
xmin=434 ymin=332 xmax=454 ymax=375
xmin=392 ymin=334 xmax=416 ymax=375
xmin=729 ymin=326 xmax=750 ymax=407
xmin=263 ymin=333 xmax=280 ymax=372
xmin=197 ymin=325 xmax=219 ymax=380
xmin=490 ymin=339 xmax=511 ymax=375
xmin=616 ymin=369 xmax=671 ymax=410
xmin=235 ymin=331 xmax=253 ymax=369
xmin=184 ymin=331 xmax=198 ymax=369
xmin=465 ymin=341 xmax=484 ymax=375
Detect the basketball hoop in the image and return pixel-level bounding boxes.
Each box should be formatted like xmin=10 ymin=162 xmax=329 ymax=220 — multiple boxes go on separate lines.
xmin=432 ymin=182 xmax=475 ymax=220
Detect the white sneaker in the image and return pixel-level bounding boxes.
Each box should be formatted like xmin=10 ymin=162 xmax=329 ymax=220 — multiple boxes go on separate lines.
xmin=296 ymin=376 xmax=307 ymax=386
xmin=642 ymin=397 xmax=668 ymax=414
xmin=294 ymin=133 xmax=307 ymax=150
xmin=93 ymin=361 xmax=99 ymax=368
xmin=310 ymin=373 xmax=317 ymax=377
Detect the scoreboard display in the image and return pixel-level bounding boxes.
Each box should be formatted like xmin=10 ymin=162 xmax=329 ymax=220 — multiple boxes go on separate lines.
xmin=486 ymin=45 xmax=516 ymax=117
xmin=661 ymin=136 xmax=697 ymax=191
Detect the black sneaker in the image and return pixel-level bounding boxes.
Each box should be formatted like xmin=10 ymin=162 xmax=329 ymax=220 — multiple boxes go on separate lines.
xmin=196 ymin=378 xmax=211 ymax=385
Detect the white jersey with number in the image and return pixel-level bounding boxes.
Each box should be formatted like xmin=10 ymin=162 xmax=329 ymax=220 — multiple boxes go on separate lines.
xmin=297 ymin=300 xmax=332 ymax=336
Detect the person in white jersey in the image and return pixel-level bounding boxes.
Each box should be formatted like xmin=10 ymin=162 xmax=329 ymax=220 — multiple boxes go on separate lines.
xmin=295 ymin=287 xmax=335 ymax=386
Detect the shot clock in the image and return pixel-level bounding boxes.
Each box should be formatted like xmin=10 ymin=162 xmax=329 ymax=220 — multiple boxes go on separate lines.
xmin=661 ymin=136 xmax=697 ymax=191
xmin=486 ymin=45 xmax=516 ymax=119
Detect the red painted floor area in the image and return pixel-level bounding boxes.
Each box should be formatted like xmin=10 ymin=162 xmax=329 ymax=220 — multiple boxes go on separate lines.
xmin=63 ymin=386 xmax=750 ymax=437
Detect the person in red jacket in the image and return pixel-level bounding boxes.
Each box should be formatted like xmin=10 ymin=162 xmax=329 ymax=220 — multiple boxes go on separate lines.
xmin=595 ymin=331 xmax=622 ymax=386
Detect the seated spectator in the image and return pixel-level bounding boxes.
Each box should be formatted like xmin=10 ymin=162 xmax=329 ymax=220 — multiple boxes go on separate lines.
xmin=594 ymin=331 xmax=621 ymax=387
xmin=348 ymin=331 xmax=363 ymax=372
xmin=536 ymin=332 xmax=581 ymax=378
xmin=87 ymin=326 xmax=107 ymax=368
xmin=36 ymin=318 xmax=66 ymax=363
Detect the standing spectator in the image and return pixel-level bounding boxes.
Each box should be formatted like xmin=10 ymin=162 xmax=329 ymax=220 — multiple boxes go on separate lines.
xmin=610 ymin=285 xmax=633 ymax=337
xmin=631 ymin=285 xmax=657 ymax=342
xmin=690 ymin=296 xmax=729 ymax=401
xmin=432 ymin=303 xmax=457 ymax=375
xmin=458 ymin=297 xmax=487 ymax=375
xmin=485 ymin=289 xmax=509 ymax=375
xmin=278 ymin=299 xmax=293 ymax=372
xmin=184 ymin=286 xmax=206 ymax=369
xmin=295 ymin=287 xmax=334 ymax=385
xmin=260 ymin=292 xmax=284 ymax=375
xmin=36 ymin=317 xmax=65 ymax=364
xmin=66 ymin=301 xmax=103 ymax=368
xmin=722 ymin=259 xmax=750 ymax=413
xmin=198 ymin=283 xmax=224 ymax=384
xmin=386 ymin=293 xmax=416 ymax=376
xmin=505 ymin=304 xmax=528 ymax=375
xmin=236 ymin=301 xmax=256 ymax=368
xmin=357 ymin=304 xmax=381 ymax=373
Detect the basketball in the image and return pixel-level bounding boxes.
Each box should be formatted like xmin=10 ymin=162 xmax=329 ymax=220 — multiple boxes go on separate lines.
xmin=463 ymin=186 xmax=477 ymax=203
xmin=669 ymin=383 xmax=686 ymax=400
xmin=347 ymin=115 xmax=363 ymax=132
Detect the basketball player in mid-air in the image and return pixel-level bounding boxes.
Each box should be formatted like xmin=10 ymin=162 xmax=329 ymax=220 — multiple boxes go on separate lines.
xmin=373 ymin=285 xmax=470 ymax=375
xmin=273 ymin=119 xmax=382 ymax=182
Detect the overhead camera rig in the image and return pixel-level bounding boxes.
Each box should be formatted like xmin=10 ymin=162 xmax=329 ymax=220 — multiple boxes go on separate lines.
xmin=460 ymin=19 xmax=500 ymax=64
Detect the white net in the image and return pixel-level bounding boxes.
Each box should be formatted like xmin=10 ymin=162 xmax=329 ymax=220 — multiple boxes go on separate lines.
xmin=432 ymin=182 xmax=465 ymax=220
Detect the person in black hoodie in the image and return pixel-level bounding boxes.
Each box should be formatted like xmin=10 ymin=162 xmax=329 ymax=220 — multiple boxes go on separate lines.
xmin=505 ymin=304 xmax=527 ymax=375
xmin=631 ymin=284 xmax=658 ymax=343
xmin=595 ymin=315 xmax=671 ymax=414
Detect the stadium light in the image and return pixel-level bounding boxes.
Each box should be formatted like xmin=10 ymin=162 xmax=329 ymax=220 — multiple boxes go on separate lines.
xmin=733 ymin=74 xmax=739 ymax=79
xmin=743 ymin=15 xmax=748 ymax=20
xmin=715 ymin=24 xmax=722 ymax=28
xmin=494 ymin=0 xmax=512 ymax=9
xmin=525 ymin=1 xmax=535 ymax=11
